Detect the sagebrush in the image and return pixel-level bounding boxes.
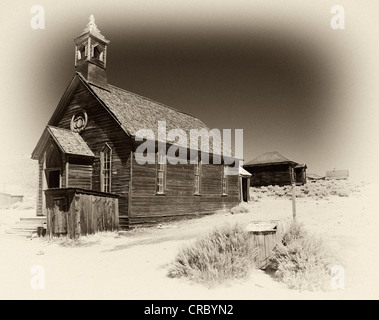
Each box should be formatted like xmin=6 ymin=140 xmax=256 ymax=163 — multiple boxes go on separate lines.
xmin=168 ymin=223 xmax=258 ymax=287
xmin=250 ymin=180 xmax=361 ymax=201
xmin=269 ymin=221 xmax=338 ymax=291
xmin=230 ymin=203 xmax=250 ymax=214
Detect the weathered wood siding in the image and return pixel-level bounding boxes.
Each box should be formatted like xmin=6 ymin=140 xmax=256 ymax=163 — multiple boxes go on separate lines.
xmin=130 ymin=154 xmax=239 ymax=225
xmin=295 ymin=168 xmax=307 ymax=185
xmin=36 ymin=142 xmax=68 ymax=216
xmin=45 ymin=188 xmax=119 ymax=239
xmin=37 ymin=81 xmax=241 ymax=227
xmin=67 ymin=162 xmax=93 ymax=189
xmin=53 ymin=82 xmax=133 ymax=219
xmin=245 ymin=164 xmax=292 ymax=187
xmin=37 ymin=161 xmax=44 ymax=216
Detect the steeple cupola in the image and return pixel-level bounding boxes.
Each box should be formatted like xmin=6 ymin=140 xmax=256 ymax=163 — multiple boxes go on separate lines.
xmin=74 ymin=15 xmax=110 ymax=90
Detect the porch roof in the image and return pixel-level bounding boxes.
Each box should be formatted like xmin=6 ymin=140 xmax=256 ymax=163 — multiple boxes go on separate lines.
xmin=31 ymin=126 xmax=95 ymax=159
xmin=47 ymin=126 xmax=94 ymax=157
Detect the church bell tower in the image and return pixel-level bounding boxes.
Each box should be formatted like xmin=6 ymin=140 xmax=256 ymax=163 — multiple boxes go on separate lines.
xmin=74 ymin=15 xmax=110 ymax=90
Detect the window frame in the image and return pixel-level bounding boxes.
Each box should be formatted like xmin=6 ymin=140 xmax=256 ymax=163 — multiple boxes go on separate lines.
xmin=194 ymin=159 xmax=202 ymax=195
xmin=156 ymin=150 xmax=167 ymax=195
xmin=222 ymin=165 xmax=228 ymax=196
xmin=100 ymin=144 xmax=112 ymax=193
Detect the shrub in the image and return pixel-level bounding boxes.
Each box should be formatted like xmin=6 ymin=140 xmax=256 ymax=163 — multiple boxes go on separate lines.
xmin=168 ymin=223 xmax=258 ymax=287
xmin=249 ymin=194 xmax=259 ymax=202
xmin=230 ymin=203 xmax=250 ymax=214
xmin=269 ymin=221 xmax=338 ymax=291
xmin=250 ymin=181 xmax=358 ymax=200
xmin=337 ymin=189 xmax=350 ymax=197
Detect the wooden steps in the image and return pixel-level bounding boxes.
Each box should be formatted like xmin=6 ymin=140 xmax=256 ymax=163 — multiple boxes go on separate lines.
xmin=4 ymin=217 xmax=46 ymax=238
xmin=119 ymin=216 xmax=129 ymax=230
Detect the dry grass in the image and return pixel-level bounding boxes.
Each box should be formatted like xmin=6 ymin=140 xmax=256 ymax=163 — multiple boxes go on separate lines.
xmin=251 ymin=180 xmax=361 ymax=201
xmin=46 ymin=233 xmax=111 ymax=247
xmin=168 ymin=223 xmax=258 ymax=287
xmin=268 ymin=221 xmax=338 ymax=291
xmin=230 ymin=203 xmax=250 ymax=214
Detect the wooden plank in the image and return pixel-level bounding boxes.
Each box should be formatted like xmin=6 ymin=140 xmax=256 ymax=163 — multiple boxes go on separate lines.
xmin=256 ymin=233 xmax=265 ymax=269
xmin=114 ymin=198 xmax=119 ymax=230
xmin=264 ymin=232 xmax=272 ymax=268
xmin=88 ymin=195 xmax=94 ymax=235
xmin=74 ymin=193 xmax=81 ymax=238
xmin=46 ymin=197 xmax=53 ymax=239
xmin=128 ymin=151 xmax=133 ymax=224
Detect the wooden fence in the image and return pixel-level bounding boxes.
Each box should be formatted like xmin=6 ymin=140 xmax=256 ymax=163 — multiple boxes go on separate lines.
xmin=45 ymin=188 xmax=119 ymax=239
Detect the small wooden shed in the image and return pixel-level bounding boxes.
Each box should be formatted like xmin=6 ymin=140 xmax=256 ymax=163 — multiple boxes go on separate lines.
xmin=45 ymin=188 xmax=118 ymax=239
xmin=246 ymin=220 xmax=283 ymax=269
xmin=243 ymin=151 xmax=307 ymax=187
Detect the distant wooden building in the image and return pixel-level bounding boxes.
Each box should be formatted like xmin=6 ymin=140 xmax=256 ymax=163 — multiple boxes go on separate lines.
xmin=31 ymin=16 xmax=241 ymax=233
xmin=243 ymin=151 xmax=307 ymax=187
xmin=325 ymin=169 xmax=349 ymax=180
xmin=0 ymin=192 xmax=11 ymax=208
xmin=0 ymin=192 xmax=24 ymax=208
xmin=307 ymin=173 xmax=325 ymax=182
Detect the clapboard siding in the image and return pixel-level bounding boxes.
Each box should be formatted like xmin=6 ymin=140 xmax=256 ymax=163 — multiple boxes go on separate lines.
xmin=54 ymin=82 xmax=132 ymax=217
xmin=130 ymin=154 xmax=239 ymax=222
xmin=68 ymin=163 xmax=92 ymax=189
xmin=246 ymin=164 xmax=292 ymax=187
xmin=35 ymin=80 xmax=240 ymax=227
xmin=36 ymin=161 xmax=43 ymax=216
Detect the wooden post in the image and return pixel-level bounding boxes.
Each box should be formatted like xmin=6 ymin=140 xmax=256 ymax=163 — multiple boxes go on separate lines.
xmin=42 ymin=152 xmax=47 ymax=216
xmin=290 ymin=166 xmax=296 ymax=220
xmin=74 ymin=194 xmax=81 ymax=239
xmin=128 ymin=151 xmax=133 ymax=218
xmin=239 ymin=176 xmax=243 ymax=203
xmin=46 ymin=198 xmax=52 ymax=240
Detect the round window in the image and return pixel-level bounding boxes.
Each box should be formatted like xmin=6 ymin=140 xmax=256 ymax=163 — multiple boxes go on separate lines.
xmin=70 ymin=110 xmax=88 ymax=133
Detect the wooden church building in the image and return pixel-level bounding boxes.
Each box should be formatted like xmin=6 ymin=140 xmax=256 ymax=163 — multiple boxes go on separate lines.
xmin=31 ymin=16 xmax=241 ymax=235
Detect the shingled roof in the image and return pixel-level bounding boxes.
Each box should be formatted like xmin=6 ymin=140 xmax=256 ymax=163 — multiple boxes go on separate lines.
xmin=244 ymin=151 xmax=297 ymax=166
xmin=33 ymin=73 xmax=236 ymax=160
xmin=85 ymin=75 xmax=231 ymax=157
xmin=32 ymin=126 xmax=94 ymax=160
xmin=47 ymin=126 xmax=94 ymax=157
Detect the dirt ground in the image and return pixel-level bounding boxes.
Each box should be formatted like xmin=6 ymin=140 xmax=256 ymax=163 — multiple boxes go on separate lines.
xmin=0 ymin=182 xmax=378 ymax=300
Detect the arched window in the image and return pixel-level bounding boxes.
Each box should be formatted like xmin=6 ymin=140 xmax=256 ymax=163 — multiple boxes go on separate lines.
xmin=156 ymin=150 xmax=166 ymax=195
xmin=222 ymin=165 xmax=228 ymax=196
xmin=93 ymin=45 xmax=101 ymax=60
xmin=100 ymin=144 xmax=112 ymax=193
xmin=194 ymin=159 xmax=202 ymax=195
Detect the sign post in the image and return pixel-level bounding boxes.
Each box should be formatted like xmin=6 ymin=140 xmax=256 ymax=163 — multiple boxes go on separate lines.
xmin=290 ymin=166 xmax=297 ymax=220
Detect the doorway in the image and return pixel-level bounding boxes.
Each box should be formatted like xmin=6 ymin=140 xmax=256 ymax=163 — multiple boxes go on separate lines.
xmin=242 ymin=177 xmax=248 ymax=202
xmin=48 ymin=170 xmax=61 ymax=188
xmin=45 ymin=144 xmax=62 ymax=189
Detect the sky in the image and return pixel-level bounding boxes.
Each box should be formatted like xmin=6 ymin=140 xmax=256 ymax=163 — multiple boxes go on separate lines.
xmin=1 ymin=0 xmax=379 ymax=182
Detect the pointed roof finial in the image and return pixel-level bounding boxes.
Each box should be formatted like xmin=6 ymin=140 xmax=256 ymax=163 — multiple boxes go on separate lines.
xmin=76 ymin=14 xmax=109 ymax=43
xmin=89 ymin=14 xmax=95 ymax=25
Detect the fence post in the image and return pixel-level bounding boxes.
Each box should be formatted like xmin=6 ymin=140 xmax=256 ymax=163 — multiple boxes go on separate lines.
xmin=290 ymin=166 xmax=296 ymax=221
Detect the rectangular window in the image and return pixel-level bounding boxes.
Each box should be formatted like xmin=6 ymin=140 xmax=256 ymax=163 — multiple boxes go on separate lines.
xmin=222 ymin=165 xmax=228 ymax=196
xmin=101 ymin=145 xmax=112 ymax=193
xmin=194 ymin=160 xmax=202 ymax=195
xmin=157 ymin=151 xmax=166 ymax=194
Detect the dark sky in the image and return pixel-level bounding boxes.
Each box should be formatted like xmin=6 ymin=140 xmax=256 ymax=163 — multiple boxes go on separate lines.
xmin=1 ymin=0 xmax=379 ymax=181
